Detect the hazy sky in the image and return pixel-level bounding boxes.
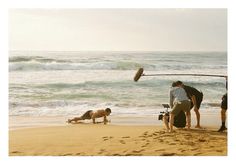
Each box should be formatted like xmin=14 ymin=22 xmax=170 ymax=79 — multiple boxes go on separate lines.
xmin=9 ymin=9 xmax=227 ymax=51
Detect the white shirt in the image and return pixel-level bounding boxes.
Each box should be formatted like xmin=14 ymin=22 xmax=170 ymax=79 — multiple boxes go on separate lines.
xmin=169 ymin=86 xmax=189 ymax=108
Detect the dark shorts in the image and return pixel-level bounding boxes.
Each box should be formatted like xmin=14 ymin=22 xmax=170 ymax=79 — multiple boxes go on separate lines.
xmin=81 ymin=110 xmax=92 ymax=120
xmin=221 ymin=94 xmax=227 ymax=110
xmin=190 ymin=92 xmax=203 ymax=109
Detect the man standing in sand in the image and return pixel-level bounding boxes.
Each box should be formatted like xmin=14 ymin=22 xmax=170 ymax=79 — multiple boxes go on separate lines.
xmin=218 ymin=93 xmax=227 ymax=132
xmin=218 ymin=77 xmax=227 ymax=132
xmin=67 ymin=108 xmax=111 ymax=124
xmin=169 ymin=82 xmax=191 ymax=132
xmin=173 ymin=81 xmax=203 ymax=128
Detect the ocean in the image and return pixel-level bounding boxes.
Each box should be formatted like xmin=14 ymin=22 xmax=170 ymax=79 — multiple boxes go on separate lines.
xmin=9 ymin=51 xmax=227 ymax=126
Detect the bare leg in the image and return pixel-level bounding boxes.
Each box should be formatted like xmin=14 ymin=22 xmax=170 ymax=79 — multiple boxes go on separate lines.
xmin=185 ymin=111 xmax=191 ymax=130
xmin=218 ymin=109 xmax=227 ymax=132
xmin=92 ymin=118 xmax=96 ymax=124
xmin=221 ymin=109 xmax=226 ymax=122
xmin=169 ymin=113 xmax=175 ymax=132
xmin=68 ymin=117 xmax=83 ymax=123
xmin=163 ymin=115 xmax=170 ymax=132
xmin=194 ymin=108 xmax=201 ymax=128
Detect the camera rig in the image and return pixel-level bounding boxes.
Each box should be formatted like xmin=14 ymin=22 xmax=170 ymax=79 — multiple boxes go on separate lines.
xmin=158 ymin=104 xmax=170 ymax=120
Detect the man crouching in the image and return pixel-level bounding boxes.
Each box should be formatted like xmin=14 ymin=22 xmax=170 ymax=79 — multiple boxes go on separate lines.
xmin=67 ymin=108 xmax=111 ymax=124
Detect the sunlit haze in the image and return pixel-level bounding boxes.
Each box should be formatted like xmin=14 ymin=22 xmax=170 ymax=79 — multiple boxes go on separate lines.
xmin=9 ymin=9 xmax=227 ymax=51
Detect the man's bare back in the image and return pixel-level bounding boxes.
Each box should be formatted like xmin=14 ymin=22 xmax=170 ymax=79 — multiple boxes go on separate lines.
xmin=67 ymin=108 xmax=111 ymax=124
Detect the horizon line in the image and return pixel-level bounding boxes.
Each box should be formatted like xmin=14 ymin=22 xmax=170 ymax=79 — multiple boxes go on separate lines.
xmin=9 ymin=50 xmax=227 ymax=53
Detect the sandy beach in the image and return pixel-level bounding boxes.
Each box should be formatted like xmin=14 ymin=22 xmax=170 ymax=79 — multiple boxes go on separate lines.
xmin=9 ymin=123 xmax=227 ymax=156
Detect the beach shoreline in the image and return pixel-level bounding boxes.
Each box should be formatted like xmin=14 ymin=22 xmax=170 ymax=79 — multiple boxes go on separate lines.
xmin=9 ymin=123 xmax=227 ymax=156
xmin=9 ymin=110 xmax=224 ymax=130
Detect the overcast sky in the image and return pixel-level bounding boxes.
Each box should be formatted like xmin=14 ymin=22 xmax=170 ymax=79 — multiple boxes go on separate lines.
xmin=9 ymin=9 xmax=227 ymax=51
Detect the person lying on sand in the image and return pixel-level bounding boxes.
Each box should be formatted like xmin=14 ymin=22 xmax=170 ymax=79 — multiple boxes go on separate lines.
xmin=67 ymin=108 xmax=111 ymax=124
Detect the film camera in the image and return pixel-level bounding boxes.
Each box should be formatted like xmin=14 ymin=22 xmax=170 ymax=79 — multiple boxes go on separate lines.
xmin=158 ymin=104 xmax=170 ymax=120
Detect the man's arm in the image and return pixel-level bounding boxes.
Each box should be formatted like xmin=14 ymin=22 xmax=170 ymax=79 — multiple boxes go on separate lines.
xmin=103 ymin=115 xmax=108 ymax=124
xmin=91 ymin=114 xmax=96 ymax=124
xmin=92 ymin=118 xmax=96 ymax=124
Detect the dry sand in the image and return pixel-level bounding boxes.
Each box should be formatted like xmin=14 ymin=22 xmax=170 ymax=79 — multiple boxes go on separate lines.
xmin=9 ymin=124 xmax=227 ymax=156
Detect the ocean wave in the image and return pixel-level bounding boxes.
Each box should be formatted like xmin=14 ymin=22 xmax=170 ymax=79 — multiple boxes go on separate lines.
xmin=9 ymin=54 xmax=226 ymax=72
xmin=9 ymin=56 xmax=71 ymax=63
xmin=9 ymin=60 xmax=154 ymax=72
xmin=9 ymin=99 xmax=221 ymax=117
xmin=9 ymin=61 xmax=225 ymax=72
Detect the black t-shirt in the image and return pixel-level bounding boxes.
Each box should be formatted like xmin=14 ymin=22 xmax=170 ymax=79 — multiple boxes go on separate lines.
xmin=183 ymin=85 xmax=201 ymax=99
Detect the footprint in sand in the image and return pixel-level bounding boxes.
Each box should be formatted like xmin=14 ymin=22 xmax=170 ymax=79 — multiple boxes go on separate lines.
xmin=119 ymin=140 xmax=126 ymax=144
xmin=98 ymin=149 xmax=106 ymax=154
xmin=143 ymin=131 xmax=148 ymax=136
xmin=61 ymin=153 xmax=73 ymax=156
xmin=160 ymin=153 xmax=176 ymax=156
xmin=194 ymin=153 xmax=202 ymax=155
xmin=189 ymin=142 xmax=196 ymax=146
xmin=132 ymin=149 xmax=145 ymax=153
xmin=184 ymin=134 xmax=192 ymax=137
xmin=158 ymin=139 xmax=164 ymax=142
xmin=198 ymin=138 xmax=206 ymax=142
xmin=191 ymin=147 xmax=199 ymax=151
xmin=11 ymin=151 xmax=22 ymax=154
xmin=102 ymin=136 xmax=114 ymax=141
xmin=112 ymin=153 xmax=121 ymax=156
xmin=154 ymin=149 xmax=165 ymax=152
xmin=145 ymin=142 xmax=150 ymax=145
xmin=125 ymin=153 xmax=142 ymax=156
xmin=164 ymin=134 xmax=173 ymax=137
xmin=159 ymin=131 xmax=166 ymax=134
xmin=141 ymin=142 xmax=150 ymax=148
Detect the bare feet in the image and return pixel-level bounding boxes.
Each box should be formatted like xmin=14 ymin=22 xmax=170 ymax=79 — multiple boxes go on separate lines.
xmin=195 ymin=125 xmax=202 ymax=129
xmin=218 ymin=126 xmax=227 ymax=132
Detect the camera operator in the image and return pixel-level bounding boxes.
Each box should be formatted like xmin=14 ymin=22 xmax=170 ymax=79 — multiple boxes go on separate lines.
xmin=159 ymin=110 xmax=186 ymax=132
xmin=169 ymin=82 xmax=191 ymax=132
xmin=173 ymin=81 xmax=203 ymax=129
